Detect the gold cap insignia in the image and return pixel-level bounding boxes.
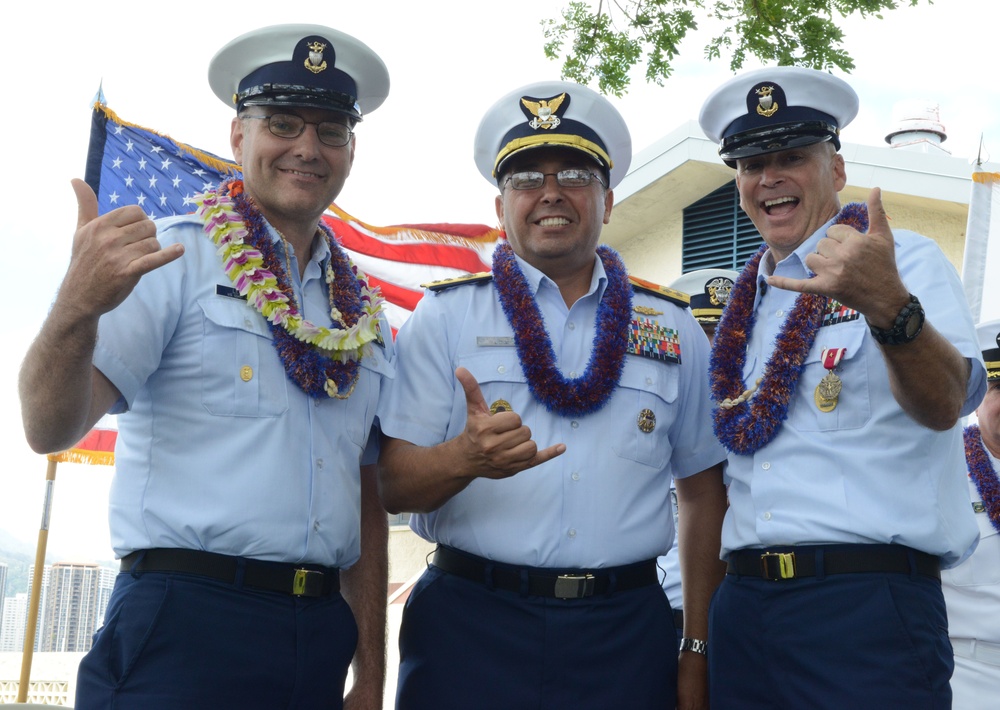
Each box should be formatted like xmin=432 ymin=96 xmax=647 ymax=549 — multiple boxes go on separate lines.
xmin=522 ymin=93 xmax=567 ymax=130
xmin=490 ymin=399 xmax=513 ymax=415
xmin=756 ymin=86 xmax=778 ymax=118
xmin=305 ymin=41 xmax=328 ymax=74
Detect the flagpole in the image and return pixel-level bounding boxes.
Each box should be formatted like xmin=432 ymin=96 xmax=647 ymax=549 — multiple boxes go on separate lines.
xmin=17 ymin=458 xmax=57 ymax=704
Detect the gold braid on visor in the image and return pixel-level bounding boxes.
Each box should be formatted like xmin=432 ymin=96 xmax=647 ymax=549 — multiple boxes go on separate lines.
xmin=493 ymin=134 xmax=613 ymax=177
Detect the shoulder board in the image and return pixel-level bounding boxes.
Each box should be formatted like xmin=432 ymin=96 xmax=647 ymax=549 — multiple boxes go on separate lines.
xmin=628 ymin=276 xmax=690 ymax=308
xmin=422 ymin=271 xmax=494 ymax=292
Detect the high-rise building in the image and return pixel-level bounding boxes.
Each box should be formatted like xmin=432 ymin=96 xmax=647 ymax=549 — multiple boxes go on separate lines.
xmin=0 ymin=592 xmax=28 ymax=652
xmin=39 ymin=562 xmax=115 ymax=653
xmin=24 ymin=565 xmax=50 ymax=653
xmin=0 ymin=562 xmax=7 ymax=625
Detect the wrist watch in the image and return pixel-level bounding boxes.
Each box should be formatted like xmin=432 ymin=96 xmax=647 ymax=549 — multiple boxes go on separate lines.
xmin=679 ymin=637 xmax=708 ymax=655
xmin=866 ymin=294 xmax=925 ymax=346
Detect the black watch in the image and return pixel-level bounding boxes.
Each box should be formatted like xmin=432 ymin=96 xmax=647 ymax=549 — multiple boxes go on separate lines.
xmin=866 ymin=294 xmax=925 ymax=346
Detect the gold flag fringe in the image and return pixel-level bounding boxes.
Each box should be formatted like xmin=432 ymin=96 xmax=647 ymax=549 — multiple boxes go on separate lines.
xmin=46 ymin=449 xmax=115 ymax=466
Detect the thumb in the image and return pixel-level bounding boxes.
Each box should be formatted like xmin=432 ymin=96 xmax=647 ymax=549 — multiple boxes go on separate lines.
xmin=455 ymin=367 xmax=489 ymax=417
xmin=71 ymin=178 xmax=98 ymax=230
xmin=866 ymin=187 xmax=890 ymax=236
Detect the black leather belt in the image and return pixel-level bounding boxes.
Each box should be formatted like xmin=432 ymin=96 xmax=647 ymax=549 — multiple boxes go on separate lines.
xmin=121 ymin=548 xmax=340 ymax=597
xmin=431 ymin=545 xmax=658 ymax=599
xmin=726 ymin=544 xmax=940 ymax=581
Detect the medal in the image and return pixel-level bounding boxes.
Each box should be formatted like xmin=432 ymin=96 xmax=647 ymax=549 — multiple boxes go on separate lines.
xmin=637 ymin=408 xmax=656 ymax=433
xmin=814 ymin=347 xmax=845 ymax=412
xmin=490 ymin=399 xmax=513 ymax=414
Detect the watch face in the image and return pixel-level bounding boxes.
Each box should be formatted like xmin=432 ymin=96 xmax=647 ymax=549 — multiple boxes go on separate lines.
xmin=905 ymin=310 xmax=922 ymax=338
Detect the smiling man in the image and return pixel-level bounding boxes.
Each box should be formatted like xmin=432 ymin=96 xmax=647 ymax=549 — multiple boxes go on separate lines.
xmin=19 ymin=24 xmax=393 ymax=710
xmin=377 ymin=80 xmax=727 ymax=709
xmin=699 ymin=66 xmax=987 ymax=707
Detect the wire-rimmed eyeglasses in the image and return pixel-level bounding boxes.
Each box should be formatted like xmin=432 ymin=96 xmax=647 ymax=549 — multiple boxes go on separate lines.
xmin=503 ymin=169 xmax=606 ymax=191
xmin=241 ymin=113 xmax=354 ymax=148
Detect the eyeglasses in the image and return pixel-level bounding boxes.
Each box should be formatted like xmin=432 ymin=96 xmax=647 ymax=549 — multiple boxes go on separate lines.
xmin=503 ymin=169 xmax=606 ymax=191
xmin=241 ymin=113 xmax=354 ymax=147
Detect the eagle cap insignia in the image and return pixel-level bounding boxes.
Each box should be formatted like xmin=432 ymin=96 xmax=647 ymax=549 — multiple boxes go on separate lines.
xmin=706 ymin=277 xmax=734 ymax=307
xmin=521 ymin=92 xmax=568 ymax=130
xmin=305 ymin=41 xmax=328 ymax=74
xmin=755 ymin=85 xmax=778 ymax=117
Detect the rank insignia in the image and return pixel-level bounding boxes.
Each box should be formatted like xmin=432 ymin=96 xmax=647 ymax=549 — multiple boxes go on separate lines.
xmin=628 ymin=318 xmax=681 ymax=364
xmin=637 ymin=408 xmax=656 ymax=434
xmin=490 ymin=399 xmax=513 ymax=414
xmin=633 ymin=305 xmax=663 ymax=316
xmin=756 ymin=85 xmax=778 ymax=117
xmin=520 ymin=92 xmax=568 ymax=130
xmin=821 ymin=299 xmax=860 ymax=327
xmin=304 ymin=41 xmax=328 ymax=74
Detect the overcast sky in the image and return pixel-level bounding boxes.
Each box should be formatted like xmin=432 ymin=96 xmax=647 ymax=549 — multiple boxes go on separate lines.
xmin=1 ymin=0 xmax=997 ymax=562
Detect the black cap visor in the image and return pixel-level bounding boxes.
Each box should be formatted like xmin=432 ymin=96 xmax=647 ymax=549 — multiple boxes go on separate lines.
xmin=238 ymin=84 xmax=362 ymax=121
xmin=720 ymin=120 xmax=839 ymax=168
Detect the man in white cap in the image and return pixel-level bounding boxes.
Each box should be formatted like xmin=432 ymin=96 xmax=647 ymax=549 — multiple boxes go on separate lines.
xmin=658 ymin=268 xmax=737 ymax=645
xmin=377 ymin=80 xmax=727 ymax=709
xmin=942 ymin=318 xmax=1000 ymax=708
xmin=699 ymin=66 xmax=986 ymax=707
xmin=19 ymin=24 xmax=393 ymax=709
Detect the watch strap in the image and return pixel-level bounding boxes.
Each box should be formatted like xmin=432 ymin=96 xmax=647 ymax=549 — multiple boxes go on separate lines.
xmin=679 ymin=637 xmax=708 ymax=655
xmin=866 ymin=294 xmax=924 ymax=346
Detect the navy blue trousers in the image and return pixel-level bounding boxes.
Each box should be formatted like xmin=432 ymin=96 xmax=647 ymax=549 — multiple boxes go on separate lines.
xmin=395 ymin=564 xmax=678 ymax=710
xmin=75 ymin=569 xmax=357 ymax=709
xmin=709 ymin=567 xmax=952 ymax=709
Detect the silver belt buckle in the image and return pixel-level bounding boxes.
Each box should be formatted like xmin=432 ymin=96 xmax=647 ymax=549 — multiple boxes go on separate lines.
xmin=554 ymin=573 xmax=595 ymax=599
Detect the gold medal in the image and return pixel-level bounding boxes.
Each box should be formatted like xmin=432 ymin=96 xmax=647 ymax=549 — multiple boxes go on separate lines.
xmin=815 ymin=347 xmax=846 ymax=412
xmin=814 ymin=372 xmax=842 ymax=412
xmin=637 ymin=408 xmax=656 ymax=433
xmin=489 ymin=399 xmax=512 ymax=414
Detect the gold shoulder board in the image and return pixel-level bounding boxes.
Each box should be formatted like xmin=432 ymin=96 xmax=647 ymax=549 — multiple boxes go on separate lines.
xmin=423 ymin=271 xmax=494 ymax=292
xmin=628 ymin=276 xmax=690 ymax=308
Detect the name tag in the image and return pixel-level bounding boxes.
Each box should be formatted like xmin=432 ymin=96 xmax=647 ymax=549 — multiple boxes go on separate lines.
xmin=477 ymin=336 xmax=515 ymax=347
xmin=216 ymin=284 xmax=245 ymax=301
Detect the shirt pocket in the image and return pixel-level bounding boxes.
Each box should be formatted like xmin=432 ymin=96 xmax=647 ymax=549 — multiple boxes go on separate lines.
xmin=945 ymin=516 xmax=1000 ymax=587
xmin=460 ymin=349 xmax=526 ymax=416
xmin=790 ymin=323 xmax=871 ymax=432
xmin=198 ymin=298 xmax=289 ymax=417
xmin=610 ymin=359 xmax=680 ymax=470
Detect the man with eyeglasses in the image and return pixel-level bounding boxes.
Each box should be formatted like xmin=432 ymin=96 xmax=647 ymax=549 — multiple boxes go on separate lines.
xmin=377 ymin=80 xmax=727 ymax=709
xmin=19 ymin=24 xmax=393 ymax=709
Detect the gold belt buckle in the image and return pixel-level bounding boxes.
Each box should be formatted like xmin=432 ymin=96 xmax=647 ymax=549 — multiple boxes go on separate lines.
xmin=553 ymin=573 xmax=596 ymax=599
xmin=760 ymin=552 xmax=797 ymax=580
xmin=292 ymin=568 xmax=324 ymax=596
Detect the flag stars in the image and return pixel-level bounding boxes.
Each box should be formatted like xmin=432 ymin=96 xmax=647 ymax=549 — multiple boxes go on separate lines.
xmin=137 ymin=157 xmax=147 ymax=170
xmin=108 ymin=191 xmax=120 ymax=204
xmin=202 ymin=181 xmax=216 ymax=191
xmin=148 ymin=175 xmax=158 ymax=189
xmin=112 ymin=157 xmax=123 ymax=169
xmin=124 ymin=175 xmax=134 ymax=188
xmin=160 ymin=194 xmax=169 ymax=206
xmin=113 ymin=125 xmax=125 ymax=135
xmin=160 ymin=158 xmax=172 ymax=170
xmin=136 ymin=194 xmax=146 ymax=206
xmin=150 ymin=146 xmax=164 ymax=154
xmin=193 ymin=168 xmax=207 ymax=177
xmin=172 ymin=176 xmax=182 ymax=188
xmin=125 ymin=139 xmax=135 ymax=152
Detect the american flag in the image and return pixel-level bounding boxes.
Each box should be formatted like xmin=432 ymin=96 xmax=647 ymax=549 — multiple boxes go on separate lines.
xmin=84 ymin=102 xmax=502 ymax=332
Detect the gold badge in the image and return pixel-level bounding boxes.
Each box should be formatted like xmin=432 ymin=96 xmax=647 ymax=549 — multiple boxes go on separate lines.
xmin=240 ymin=366 xmax=253 ymax=382
xmin=633 ymin=305 xmax=663 ymax=316
xmin=521 ymin=93 xmax=566 ymax=130
xmin=756 ymin=85 xmax=778 ymax=117
xmin=490 ymin=399 xmax=513 ymax=415
xmin=304 ymin=41 xmax=328 ymax=74
xmin=637 ymin=408 xmax=656 ymax=434
xmin=814 ymin=372 xmax=841 ymax=412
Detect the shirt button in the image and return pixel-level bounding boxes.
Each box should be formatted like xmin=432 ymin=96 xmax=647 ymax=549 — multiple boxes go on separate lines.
xmin=568 ymin=529 xmax=577 ymax=538
xmin=776 ymin=310 xmax=784 ymax=317
xmin=646 ymin=377 xmax=653 ymax=386
xmin=763 ymin=512 xmax=772 ymax=521
xmin=569 ymin=371 xmax=577 ymax=378
xmin=244 ymin=319 xmax=253 ymax=328
xmin=316 ymin=459 xmax=324 ymax=469
xmin=571 ymin=472 xmax=580 ymax=481
xmin=761 ymin=462 xmax=771 ymax=471
xmin=498 ymin=365 xmax=506 ymax=374
xmin=313 ymin=521 xmax=321 ymax=531
xmin=568 ymin=322 xmax=576 ymax=330
xmin=570 ymin=421 xmax=579 ymax=429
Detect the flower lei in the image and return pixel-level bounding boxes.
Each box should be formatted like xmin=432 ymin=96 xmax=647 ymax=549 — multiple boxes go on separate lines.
xmin=965 ymin=424 xmax=1000 ymax=533
xmin=492 ymin=241 xmax=632 ymax=417
xmin=195 ymin=179 xmax=384 ymax=398
xmin=710 ymin=203 xmax=869 ymax=454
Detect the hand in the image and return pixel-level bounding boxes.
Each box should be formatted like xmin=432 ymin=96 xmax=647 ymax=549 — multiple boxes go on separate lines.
xmin=676 ymin=649 xmax=709 ymax=710
xmin=455 ymin=366 xmax=565 ymax=479
xmin=60 ymin=179 xmax=184 ymax=319
xmin=767 ymin=188 xmax=910 ymax=324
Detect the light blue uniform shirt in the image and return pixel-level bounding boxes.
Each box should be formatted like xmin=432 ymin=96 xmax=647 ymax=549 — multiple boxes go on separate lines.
xmin=722 ymin=220 xmax=986 ymax=568
xmin=94 ymin=214 xmax=395 ymax=568
xmin=381 ymin=252 xmax=725 ymax=568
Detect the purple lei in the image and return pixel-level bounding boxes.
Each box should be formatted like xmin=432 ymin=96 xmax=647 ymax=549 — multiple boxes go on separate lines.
xmin=710 ymin=202 xmax=869 ymax=454
xmin=492 ymin=241 xmax=632 ymax=417
xmin=222 ymin=179 xmax=362 ymax=398
xmin=965 ymin=424 xmax=1000 ymax=533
